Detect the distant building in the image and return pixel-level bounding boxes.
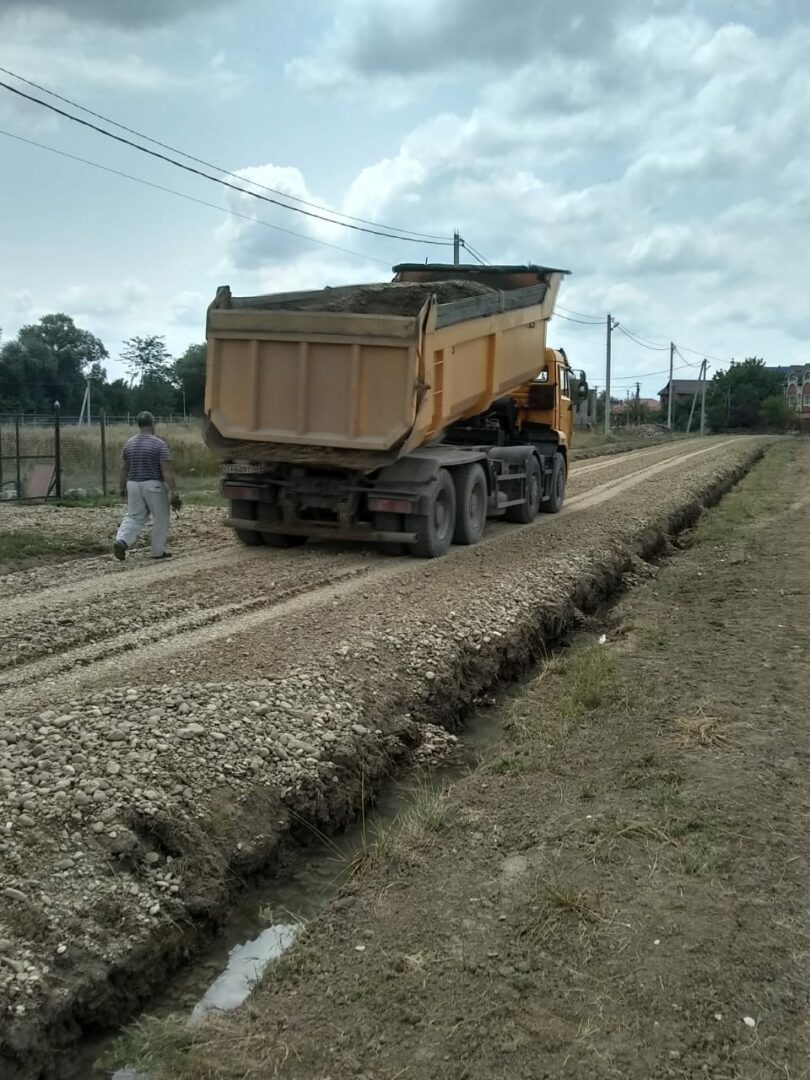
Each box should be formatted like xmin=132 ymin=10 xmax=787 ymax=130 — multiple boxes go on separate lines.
xmin=658 ymin=380 xmax=704 ymax=412
xmin=660 ymin=367 xmax=810 ymax=423
xmin=784 ymin=365 xmax=810 ymax=419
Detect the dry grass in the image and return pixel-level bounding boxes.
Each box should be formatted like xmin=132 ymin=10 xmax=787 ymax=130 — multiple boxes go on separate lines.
xmin=1 ymin=421 xmax=219 ymax=493
xmin=105 ymin=1012 xmax=289 ymax=1080
xmin=675 ymin=707 xmax=730 ymax=749
xmin=525 ymin=880 xmax=602 ymax=945
xmin=349 ymin=778 xmax=451 ymax=877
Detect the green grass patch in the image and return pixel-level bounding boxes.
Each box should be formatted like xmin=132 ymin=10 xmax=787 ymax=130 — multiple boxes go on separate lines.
xmin=635 ymin=623 xmax=670 ymax=651
xmin=488 ymin=753 xmax=531 ymax=776
xmin=505 ymin=646 xmax=634 ymax=759
xmin=696 ymin=442 xmax=795 ymax=546
xmin=0 ymin=530 xmax=105 ymax=563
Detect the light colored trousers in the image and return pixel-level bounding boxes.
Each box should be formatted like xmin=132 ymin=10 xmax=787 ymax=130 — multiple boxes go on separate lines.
xmin=116 ymin=480 xmax=170 ymax=556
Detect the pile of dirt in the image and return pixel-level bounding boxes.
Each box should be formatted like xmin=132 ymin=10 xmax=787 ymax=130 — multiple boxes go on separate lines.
xmin=279 ymin=280 xmax=496 ymax=317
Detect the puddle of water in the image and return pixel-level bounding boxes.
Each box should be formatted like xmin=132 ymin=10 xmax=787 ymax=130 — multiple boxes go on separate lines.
xmin=191 ymin=922 xmax=299 ymax=1020
xmin=78 ymin=706 xmax=503 ymax=1078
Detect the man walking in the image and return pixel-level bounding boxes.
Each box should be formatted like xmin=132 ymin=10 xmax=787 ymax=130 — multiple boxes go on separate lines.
xmin=113 ymin=411 xmax=181 ymax=561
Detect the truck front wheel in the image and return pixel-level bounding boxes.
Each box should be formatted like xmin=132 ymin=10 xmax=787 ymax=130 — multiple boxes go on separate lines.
xmin=230 ymin=499 xmax=263 ymax=546
xmin=540 ymin=453 xmax=566 ymax=514
xmin=407 ymin=469 xmax=456 ymax=558
xmin=505 ymin=456 xmax=541 ymax=524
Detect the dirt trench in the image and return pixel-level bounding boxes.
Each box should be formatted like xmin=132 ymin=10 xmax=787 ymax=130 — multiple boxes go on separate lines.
xmin=0 ymin=439 xmax=766 ymax=1079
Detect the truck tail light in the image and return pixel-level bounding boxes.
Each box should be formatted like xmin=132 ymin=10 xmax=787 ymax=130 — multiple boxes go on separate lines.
xmin=222 ymin=483 xmax=260 ymax=500
xmin=368 ymin=497 xmax=413 ymax=514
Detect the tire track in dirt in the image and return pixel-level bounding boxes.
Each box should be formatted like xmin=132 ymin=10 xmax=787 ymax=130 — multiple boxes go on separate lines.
xmin=0 ymin=563 xmax=376 ymax=696
xmin=0 ymin=441 xmax=710 ymax=665
xmin=571 ymin=440 xmax=687 ymax=477
xmin=0 ymin=438 xmax=747 ymax=712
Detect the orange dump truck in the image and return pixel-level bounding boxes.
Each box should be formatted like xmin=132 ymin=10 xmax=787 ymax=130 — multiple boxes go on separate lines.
xmin=204 ymin=263 xmax=586 ymax=558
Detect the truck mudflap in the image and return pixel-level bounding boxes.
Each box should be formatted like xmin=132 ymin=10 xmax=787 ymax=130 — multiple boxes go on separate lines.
xmin=222 ymin=516 xmax=417 ymax=544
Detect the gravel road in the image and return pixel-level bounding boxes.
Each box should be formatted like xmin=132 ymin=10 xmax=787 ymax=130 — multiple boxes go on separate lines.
xmin=0 ymin=436 xmax=765 ymax=1077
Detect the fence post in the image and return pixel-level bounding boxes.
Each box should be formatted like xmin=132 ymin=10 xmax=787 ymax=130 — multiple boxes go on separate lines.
xmin=0 ymin=421 xmax=3 ymax=492
xmin=100 ymin=412 xmax=108 ymax=495
xmin=53 ymin=401 xmax=62 ymax=499
xmin=15 ymin=414 xmax=21 ymax=500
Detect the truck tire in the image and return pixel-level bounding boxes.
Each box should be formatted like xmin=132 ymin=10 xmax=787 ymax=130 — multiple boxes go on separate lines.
xmin=257 ymin=502 xmax=307 ymax=547
xmin=230 ymin=499 xmax=263 ymax=546
xmin=452 ymin=463 xmax=488 ymax=546
xmin=540 ymin=453 xmax=566 ymax=514
xmin=374 ymin=512 xmax=407 ymax=557
xmin=505 ymin=456 xmax=541 ymax=524
xmin=406 ymin=469 xmax=456 ymax=558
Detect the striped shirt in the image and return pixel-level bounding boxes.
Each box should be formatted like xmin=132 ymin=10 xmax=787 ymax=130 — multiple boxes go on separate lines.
xmin=122 ymin=432 xmax=171 ymax=482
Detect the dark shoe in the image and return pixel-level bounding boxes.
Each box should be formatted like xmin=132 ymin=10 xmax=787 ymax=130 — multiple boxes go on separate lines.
xmin=113 ymin=540 xmax=127 ymax=561
xmin=151 ymin=552 xmax=173 ymax=559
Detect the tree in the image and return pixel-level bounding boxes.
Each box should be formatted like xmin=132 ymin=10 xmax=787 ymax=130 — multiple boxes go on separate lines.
xmin=705 ymin=358 xmax=786 ymax=431
xmin=173 ymin=343 xmax=207 ymax=415
xmin=0 ymin=314 xmax=107 ymax=413
xmin=121 ymin=335 xmax=173 ymax=384
xmin=121 ymin=335 xmax=178 ymax=417
xmin=760 ymin=394 xmax=795 ymax=431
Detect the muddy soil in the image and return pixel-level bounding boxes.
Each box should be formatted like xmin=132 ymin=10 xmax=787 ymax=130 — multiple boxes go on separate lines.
xmin=138 ymin=440 xmax=810 ymax=1080
xmin=0 ymin=438 xmax=768 ymax=1077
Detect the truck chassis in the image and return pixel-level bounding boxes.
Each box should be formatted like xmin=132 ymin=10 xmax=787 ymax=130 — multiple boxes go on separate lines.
xmin=222 ymin=436 xmax=566 ymax=559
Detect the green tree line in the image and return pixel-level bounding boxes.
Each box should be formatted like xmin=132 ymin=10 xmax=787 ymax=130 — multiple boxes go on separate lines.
xmin=0 ymin=314 xmax=206 ymax=417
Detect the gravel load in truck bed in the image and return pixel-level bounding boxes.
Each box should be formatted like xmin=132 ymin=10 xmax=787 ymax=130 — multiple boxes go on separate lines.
xmin=274 ymin=279 xmax=496 ymax=316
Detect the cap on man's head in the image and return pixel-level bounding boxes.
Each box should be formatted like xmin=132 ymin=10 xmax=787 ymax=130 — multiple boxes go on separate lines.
xmin=136 ymin=411 xmax=155 ymax=429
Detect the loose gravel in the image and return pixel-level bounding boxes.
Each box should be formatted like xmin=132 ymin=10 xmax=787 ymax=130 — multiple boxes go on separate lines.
xmin=0 ymin=437 xmax=766 ymax=1077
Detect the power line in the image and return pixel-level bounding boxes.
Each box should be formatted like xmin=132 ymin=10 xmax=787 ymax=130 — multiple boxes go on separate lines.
xmin=610 ymin=361 xmax=705 ymax=382
xmin=0 ymin=79 xmax=452 ymax=248
xmin=616 ymin=324 xmax=670 ymax=351
xmin=460 ymin=239 xmax=490 ymax=265
xmin=0 ymin=64 xmax=448 ymax=243
xmin=0 ymin=129 xmax=391 ymax=266
xmin=676 ymin=342 xmax=729 ymax=364
xmin=556 ymin=312 xmax=603 ymax=326
xmin=556 ymin=304 xmax=602 ymax=323
xmin=673 ymin=347 xmax=703 ymax=369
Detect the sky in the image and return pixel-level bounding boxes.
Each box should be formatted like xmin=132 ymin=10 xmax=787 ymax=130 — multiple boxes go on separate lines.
xmin=0 ymin=0 xmax=808 ymax=398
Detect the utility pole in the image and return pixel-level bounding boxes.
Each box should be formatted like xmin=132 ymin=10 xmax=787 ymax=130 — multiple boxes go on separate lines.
xmin=686 ymin=360 xmax=707 ymax=435
xmin=604 ymin=313 xmax=618 ymax=434
xmin=699 ymin=359 xmax=708 ymax=435
xmin=453 ymin=230 xmax=460 ymax=266
xmin=667 ymin=342 xmax=675 ymax=430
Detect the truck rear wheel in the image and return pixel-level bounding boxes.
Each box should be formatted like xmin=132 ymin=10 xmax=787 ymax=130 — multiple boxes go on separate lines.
xmin=230 ymin=499 xmax=263 ymax=546
xmin=505 ymin=456 xmax=541 ymax=524
xmin=407 ymin=469 xmax=456 ymax=558
xmin=540 ymin=453 xmax=566 ymax=514
xmin=452 ymin=463 xmax=488 ymax=546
